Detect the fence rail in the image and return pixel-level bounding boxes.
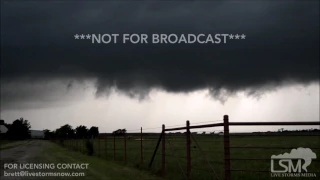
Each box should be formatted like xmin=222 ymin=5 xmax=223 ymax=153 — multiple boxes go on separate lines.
xmin=52 ymin=115 xmax=320 ymax=180
xmin=155 ymin=115 xmax=319 ymax=180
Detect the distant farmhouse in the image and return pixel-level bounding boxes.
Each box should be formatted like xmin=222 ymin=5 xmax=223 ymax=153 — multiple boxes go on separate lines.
xmin=30 ymin=130 xmax=45 ymax=139
xmin=0 ymin=120 xmax=8 ymax=134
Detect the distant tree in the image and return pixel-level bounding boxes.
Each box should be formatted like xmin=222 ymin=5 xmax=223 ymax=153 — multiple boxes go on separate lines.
xmin=44 ymin=129 xmax=54 ymax=140
xmin=75 ymin=125 xmax=88 ymax=138
xmin=6 ymin=118 xmax=31 ymax=140
xmin=112 ymin=129 xmax=117 ymax=136
xmin=56 ymin=124 xmax=74 ymax=138
xmin=88 ymin=126 xmax=99 ymax=138
xmin=112 ymin=128 xmax=126 ymax=136
xmin=202 ymin=131 xmax=206 ymax=135
xmin=68 ymin=128 xmax=75 ymax=138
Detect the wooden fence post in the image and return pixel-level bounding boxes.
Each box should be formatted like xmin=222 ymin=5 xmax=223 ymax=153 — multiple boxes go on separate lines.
xmin=186 ymin=120 xmax=191 ymax=179
xmin=141 ymin=127 xmax=143 ymax=165
xmin=98 ymin=136 xmax=101 ymax=157
xmin=83 ymin=138 xmax=86 ymax=152
xmin=114 ymin=134 xmax=116 ymax=161
xmin=105 ymin=135 xmax=107 ymax=159
xmin=223 ymin=115 xmax=230 ymax=180
xmin=162 ymin=124 xmax=166 ymax=177
xmin=124 ymin=133 xmax=127 ymax=164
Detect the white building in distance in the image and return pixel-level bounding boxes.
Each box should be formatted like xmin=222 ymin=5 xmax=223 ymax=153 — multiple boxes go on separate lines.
xmin=30 ymin=130 xmax=45 ymax=139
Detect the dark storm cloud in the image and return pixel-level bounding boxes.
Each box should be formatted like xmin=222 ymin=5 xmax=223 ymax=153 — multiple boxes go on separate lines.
xmin=1 ymin=0 xmax=319 ymax=108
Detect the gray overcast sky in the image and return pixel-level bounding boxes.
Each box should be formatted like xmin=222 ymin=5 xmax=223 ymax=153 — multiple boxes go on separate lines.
xmin=1 ymin=0 xmax=319 ymax=133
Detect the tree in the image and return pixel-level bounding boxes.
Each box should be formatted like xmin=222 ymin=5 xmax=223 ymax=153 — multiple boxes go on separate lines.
xmin=202 ymin=131 xmax=206 ymax=135
xmin=44 ymin=129 xmax=54 ymax=140
xmin=112 ymin=128 xmax=126 ymax=136
xmin=68 ymin=128 xmax=75 ymax=138
xmin=88 ymin=126 xmax=99 ymax=138
xmin=112 ymin=129 xmax=120 ymax=136
xmin=75 ymin=125 xmax=88 ymax=138
xmin=6 ymin=118 xmax=31 ymax=140
xmin=56 ymin=124 xmax=74 ymax=138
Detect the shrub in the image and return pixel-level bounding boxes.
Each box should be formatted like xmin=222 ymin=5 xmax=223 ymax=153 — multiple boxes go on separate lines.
xmin=59 ymin=139 xmax=64 ymax=146
xmin=85 ymin=139 xmax=94 ymax=156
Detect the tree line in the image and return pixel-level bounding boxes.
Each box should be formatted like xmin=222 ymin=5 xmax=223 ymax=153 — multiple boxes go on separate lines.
xmin=0 ymin=118 xmax=99 ymax=140
xmin=44 ymin=124 xmax=99 ymax=139
xmin=112 ymin=129 xmax=127 ymax=136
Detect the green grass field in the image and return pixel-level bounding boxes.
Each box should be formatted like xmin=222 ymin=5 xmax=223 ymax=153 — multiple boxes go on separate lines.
xmin=27 ymin=141 xmax=163 ymax=180
xmin=61 ymin=134 xmax=320 ymax=180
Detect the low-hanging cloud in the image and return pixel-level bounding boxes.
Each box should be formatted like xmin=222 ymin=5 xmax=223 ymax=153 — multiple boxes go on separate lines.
xmin=1 ymin=1 xmax=319 ymax=109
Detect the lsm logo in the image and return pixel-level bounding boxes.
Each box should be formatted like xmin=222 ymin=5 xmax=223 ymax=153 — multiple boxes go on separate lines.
xmin=271 ymin=147 xmax=317 ymax=178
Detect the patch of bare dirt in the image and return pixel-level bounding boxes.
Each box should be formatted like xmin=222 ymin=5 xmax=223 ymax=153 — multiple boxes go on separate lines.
xmin=0 ymin=140 xmax=44 ymax=180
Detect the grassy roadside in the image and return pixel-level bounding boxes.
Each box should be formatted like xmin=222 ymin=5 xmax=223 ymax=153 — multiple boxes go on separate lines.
xmin=63 ymin=135 xmax=320 ymax=180
xmin=0 ymin=140 xmax=31 ymax=150
xmin=29 ymin=141 xmax=164 ymax=180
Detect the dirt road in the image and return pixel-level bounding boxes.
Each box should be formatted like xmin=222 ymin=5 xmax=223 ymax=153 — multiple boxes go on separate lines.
xmin=0 ymin=140 xmax=44 ymax=179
